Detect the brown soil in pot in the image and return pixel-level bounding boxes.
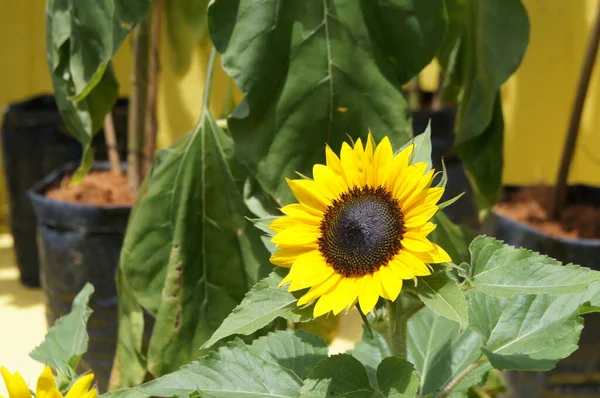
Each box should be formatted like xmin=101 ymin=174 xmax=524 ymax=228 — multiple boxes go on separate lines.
xmin=494 ymin=186 xmax=600 ymax=240
xmin=45 ymin=170 xmax=136 ymax=206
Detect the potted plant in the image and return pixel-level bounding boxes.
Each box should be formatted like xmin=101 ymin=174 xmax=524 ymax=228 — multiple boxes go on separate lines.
xmin=483 ymin=3 xmax=600 ymax=396
xmin=31 ymin=0 xmax=227 ymax=390
xmin=1 ymin=96 xmax=129 ymax=287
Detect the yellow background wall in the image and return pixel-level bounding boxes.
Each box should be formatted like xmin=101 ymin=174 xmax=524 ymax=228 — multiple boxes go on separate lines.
xmin=1 ymin=0 xmax=599 ymax=220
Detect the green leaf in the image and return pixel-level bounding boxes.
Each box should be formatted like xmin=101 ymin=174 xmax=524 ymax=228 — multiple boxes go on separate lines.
xmin=105 ymin=330 xmax=328 ymax=398
xmin=429 ymin=211 xmax=473 ymax=266
xmin=202 ymin=269 xmax=312 ymax=349
xmin=209 ymin=0 xmax=446 ymax=203
xmin=120 ymin=111 xmax=270 ymax=376
xmin=46 ymin=0 xmax=150 ymax=170
xmin=398 ymin=121 xmax=433 ymax=170
xmin=467 ymin=236 xmax=600 ymax=297
xmin=406 ymin=271 xmax=468 ymax=329
xmin=348 ymin=328 xmax=391 ymax=388
xmin=455 ymin=93 xmax=504 ymax=213
xmin=300 ymin=354 xmax=419 ymax=398
xmin=408 ymin=307 xmax=489 ymax=397
xmin=29 ymin=284 xmax=94 ymax=378
xmin=438 ymin=0 xmax=529 ymax=211
xmin=467 ymin=290 xmax=585 ymax=371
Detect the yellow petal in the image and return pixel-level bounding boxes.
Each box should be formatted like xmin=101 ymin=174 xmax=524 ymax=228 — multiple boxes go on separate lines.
xmin=298 ymin=273 xmax=341 ymax=306
xmin=353 ymin=138 xmax=368 ymax=186
xmin=395 ymin=251 xmax=432 ymax=276
xmin=287 ymin=252 xmax=334 ymax=291
xmin=82 ymin=390 xmax=97 ymax=398
xmin=36 ymin=367 xmax=61 ymax=398
xmin=1 ymin=367 xmax=31 ymax=398
xmin=340 ymin=142 xmax=360 ymax=187
xmin=358 ymin=274 xmax=379 ymax=314
xmin=269 ymin=216 xmax=300 ymax=233
xmin=313 ymin=164 xmax=347 ymax=201
xmin=270 ymin=246 xmax=317 ymax=267
xmin=314 ymin=277 xmax=359 ymax=317
xmin=393 ymin=163 xmax=428 ymax=202
xmin=379 ymin=266 xmax=403 ymax=301
xmin=388 ymin=256 xmax=415 ymax=280
xmin=404 ymin=187 xmax=445 ymax=212
xmin=403 ymin=205 xmax=439 ymax=228
xmin=325 ymin=145 xmax=346 ymax=180
xmin=371 ymin=269 xmax=389 ymax=300
xmin=413 ymin=222 xmax=436 ymax=237
xmin=272 ymin=225 xmax=320 ymax=247
xmin=373 ymin=136 xmax=393 ymax=187
xmin=286 ymin=178 xmax=331 ymax=212
xmin=402 ymin=233 xmax=435 ymax=252
xmin=65 ymin=374 xmax=94 ymax=398
xmin=411 ymin=244 xmax=452 ymax=264
xmin=281 ymin=203 xmax=323 ymax=218
xmin=364 ymin=133 xmax=376 ymax=185
xmin=384 ymin=144 xmax=415 ymax=192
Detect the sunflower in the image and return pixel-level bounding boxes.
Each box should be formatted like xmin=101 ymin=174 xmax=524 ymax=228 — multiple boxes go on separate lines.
xmin=1 ymin=366 xmax=97 ymax=398
xmin=269 ymin=134 xmax=451 ymax=317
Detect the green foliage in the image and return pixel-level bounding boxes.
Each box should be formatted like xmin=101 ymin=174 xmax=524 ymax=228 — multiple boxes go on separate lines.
xmin=300 ymin=354 xmax=419 ymax=398
xmin=467 ymin=290 xmax=585 ymax=371
xmin=45 ymin=0 xmax=150 ymax=178
xmin=467 ymin=236 xmax=600 ymax=297
xmin=407 ymin=307 xmax=489 ymax=397
xmin=202 ymin=269 xmax=311 ymax=349
xmin=208 ymin=0 xmax=446 ymax=204
xmin=439 ymin=0 xmax=529 ymax=212
xmin=105 ymin=330 xmax=329 ymax=398
xmin=29 ymin=284 xmax=94 ymax=379
xmin=116 ymin=111 xmax=271 ymax=377
xmin=405 ymin=271 xmax=468 ymax=329
xmin=429 ymin=212 xmax=473 ymax=266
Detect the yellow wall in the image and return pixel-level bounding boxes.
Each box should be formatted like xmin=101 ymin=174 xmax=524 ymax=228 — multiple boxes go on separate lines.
xmin=1 ymin=0 xmax=599 ymax=219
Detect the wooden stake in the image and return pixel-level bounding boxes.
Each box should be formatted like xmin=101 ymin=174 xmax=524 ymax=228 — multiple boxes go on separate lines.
xmin=103 ymin=111 xmax=122 ymax=175
xmin=550 ymin=2 xmax=600 ymax=220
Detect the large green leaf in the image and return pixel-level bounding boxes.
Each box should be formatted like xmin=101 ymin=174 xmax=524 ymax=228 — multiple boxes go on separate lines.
xmin=348 ymin=328 xmax=391 ymax=388
xmin=300 ymin=354 xmax=419 ymax=397
xmin=405 ymin=271 xmax=468 ymax=329
xmin=467 ymin=236 xmax=600 ymax=298
xmin=467 ymin=290 xmax=585 ymax=371
xmin=119 ymin=109 xmax=271 ymax=376
xmin=104 ymin=330 xmax=328 ymax=398
xmin=46 ymin=0 xmax=150 ymax=176
xmin=407 ymin=307 xmax=489 ymax=397
xmin=208 ymin=0 xmax=446 ymax=203
xmin=29 ymin=284 xmax=94 ymax=379
xmin=202 ymin=269 xmax=311 ymax=349
xmin=438 ymin=0 xmax=529 ymax=210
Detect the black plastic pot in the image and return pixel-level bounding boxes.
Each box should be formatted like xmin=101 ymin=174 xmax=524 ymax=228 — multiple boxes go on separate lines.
xmin=1 ymin=96 xmax=82 ymax=286
xmin=1 ymin=95 xmax=129 ymax=287
xmin=28 ymin=161 xmax=131 ymax=392
xmin=482 ymin=186 xmax=600 ymax=398
xmin=412 ymin=105 xmax=479 ymax=229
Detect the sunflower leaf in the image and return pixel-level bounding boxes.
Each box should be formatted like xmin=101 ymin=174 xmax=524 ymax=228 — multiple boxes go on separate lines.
xmin=407 ymin=307 xmax=490 ymax=397
xmin=467 ymin=290 xmax=586 ymax=371
xmin=406 ymin=271 xmax=468 ymax=329
xmin=398 ymin=119 xmax=433 ymax=171
xmin=209 ymin=0 xmax=446 ymax=204
xmin=29 ymin=284 xmax=94 ymax=379
xmin=467 ymin=236 xmax=600 ymax=297
xmin=348 ymin=327 xmax=391 ymax=388
xmin=202 ymin=269 xmax=312 ymax=349
xmin=104 ymin=330 xmax=328 ymax=398
xmin=299 ymin=354 xmax=419 ymax=397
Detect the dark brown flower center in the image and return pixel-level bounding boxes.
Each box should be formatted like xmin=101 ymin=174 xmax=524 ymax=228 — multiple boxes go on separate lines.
xmin=318 ymin=186 xmax=405 ymax=277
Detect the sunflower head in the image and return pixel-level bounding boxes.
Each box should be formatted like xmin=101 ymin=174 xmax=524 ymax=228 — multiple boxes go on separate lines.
xmin=0 ymin=366 xmax=97 ymax=398
xmin=270 ymin=134 xmax=451 ymax=317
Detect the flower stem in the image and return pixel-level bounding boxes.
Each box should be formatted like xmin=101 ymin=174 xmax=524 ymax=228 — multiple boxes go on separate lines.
xmin=388 ymin=294 xmax=423 ymax=359
xmin=436 ymin=357 xmax=488 ymax=398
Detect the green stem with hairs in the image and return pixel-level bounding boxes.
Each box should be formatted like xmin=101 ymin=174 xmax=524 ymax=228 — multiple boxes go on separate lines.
xmin=388 ymin=294 xmax=423 ymax=359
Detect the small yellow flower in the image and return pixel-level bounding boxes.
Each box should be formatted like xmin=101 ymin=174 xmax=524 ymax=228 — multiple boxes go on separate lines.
xmin=270 ymin=134 xmax=451 ymax=317
xmin=0 ymin=366 xmax=97 ymax=398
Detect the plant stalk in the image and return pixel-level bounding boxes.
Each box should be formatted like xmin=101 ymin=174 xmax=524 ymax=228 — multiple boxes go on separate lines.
xmin=387 ymin=294 xmax=423 ymax=359
xmin=436 ymin=357 xmax=487 ymax=398
xmin=143 ymin=0 xmax=164 ymax=175
xmin=550 ymin=2 xmax=600 ymax=220
xmin=127 ymin=19 xmax=150 ymax=192
xmin=103 ymin=111 xmax=122 ymax=175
